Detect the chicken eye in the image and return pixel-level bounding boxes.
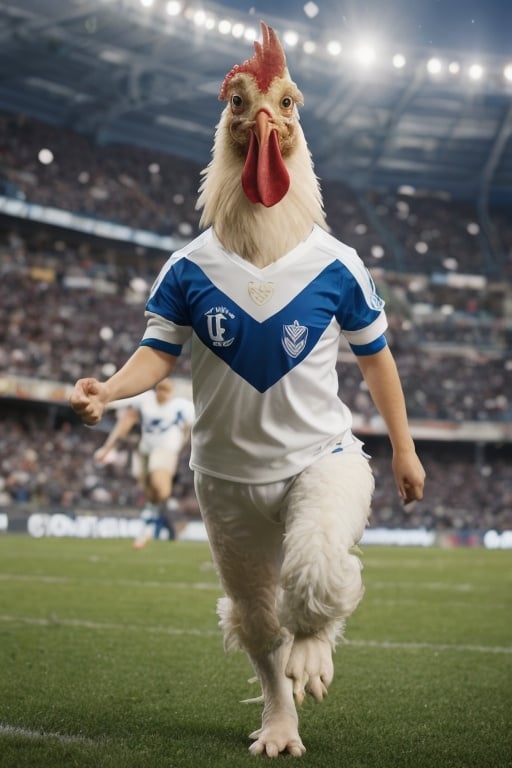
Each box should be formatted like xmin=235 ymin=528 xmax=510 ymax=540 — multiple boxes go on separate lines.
xmin=281 ymin=96 xmax=293 ymax=109
xmin=231 ymin=94 xmax=243 ymax=109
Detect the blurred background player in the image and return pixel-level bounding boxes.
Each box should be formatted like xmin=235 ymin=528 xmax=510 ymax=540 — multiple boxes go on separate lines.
xmin=94 ymin=378 xmax=194 ymax=548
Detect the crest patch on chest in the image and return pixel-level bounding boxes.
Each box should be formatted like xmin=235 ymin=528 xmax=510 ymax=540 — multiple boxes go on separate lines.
xmin=248 ymin=281 xmax=274 ymax=305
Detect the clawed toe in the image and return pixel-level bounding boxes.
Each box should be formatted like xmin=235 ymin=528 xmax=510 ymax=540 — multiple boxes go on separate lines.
xmin=286 ymin=635 xmax=334 ymax=705
xmin=248 ymin=713 xmax=306 ymax=757
xmin=249 ymin=732 xmax=306 ymax=758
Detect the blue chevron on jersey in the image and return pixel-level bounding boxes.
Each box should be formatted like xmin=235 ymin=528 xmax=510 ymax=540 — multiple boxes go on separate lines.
xmin=140 ymin=225 xmax=388 ymax=482
xmin=146 ymin=254 xmax=379 ymax=392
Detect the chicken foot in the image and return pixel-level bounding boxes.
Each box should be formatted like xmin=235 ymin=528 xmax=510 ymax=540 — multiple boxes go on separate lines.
xmin=285 ymin=630 xmax=334 ymax=706
xmin=248 ymin=633 xmax=306 ymax=757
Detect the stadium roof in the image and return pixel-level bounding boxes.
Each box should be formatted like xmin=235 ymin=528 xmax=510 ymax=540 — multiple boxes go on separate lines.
xmin=1 ymin=0 xmax=512 ymax=204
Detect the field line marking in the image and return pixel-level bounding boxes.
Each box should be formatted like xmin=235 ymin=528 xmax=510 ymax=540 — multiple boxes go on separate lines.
xmin=0 ymin=614 xmax=510 ymax=654
xmin=0 ymin=722 xmax=102 ymax=746
xmin=0 ymin=614 xmax=219 ymax=637
xmin=345 ymin=639 xmax=512 ymax=655
xmin=0 ymin=573 xmax=493 ymax=594
xmin=0 ymin=573 xmax=220 ymax=590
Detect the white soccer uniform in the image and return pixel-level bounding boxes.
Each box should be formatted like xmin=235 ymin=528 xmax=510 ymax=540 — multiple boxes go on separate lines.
xmin=116 ymin=390 xmax=195 ymax=456
xmin=141 ymin=225 xmax=387 ymax=483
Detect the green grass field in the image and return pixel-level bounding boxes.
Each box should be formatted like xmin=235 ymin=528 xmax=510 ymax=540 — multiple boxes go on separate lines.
xmin=0 ymin=537 xmax=510 ymax=768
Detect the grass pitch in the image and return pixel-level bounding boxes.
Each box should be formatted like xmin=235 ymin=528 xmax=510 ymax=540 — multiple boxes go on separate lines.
xmin=0 ymin=537 xmax=510 ymax=768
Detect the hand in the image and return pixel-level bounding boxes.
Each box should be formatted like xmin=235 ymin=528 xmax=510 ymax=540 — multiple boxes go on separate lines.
xmin=392 ymin=449 xmax=426 ymax=504
xmin=94 ymin=445 xmax=111 ymax=462
xmin=70 ymin=378 xmax=109 ymax=426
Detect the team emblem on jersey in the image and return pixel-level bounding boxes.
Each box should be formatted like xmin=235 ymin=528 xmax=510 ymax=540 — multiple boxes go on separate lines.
xmin=248 ymin=281 xmax=274 ymax=305
xmin=366 ymin=270 xmax=385 ymax=310
xmin=282 ymin=320 xmax=308 ymax=358
xmin=205 ymin=306 xmax=235 ymax=347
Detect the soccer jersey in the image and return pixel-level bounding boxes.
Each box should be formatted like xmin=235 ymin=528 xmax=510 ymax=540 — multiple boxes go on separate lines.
xmin=114 ymin=390 xmax=195 ymax=455
xmin=141 ymin=225 xmax=387 ymax=483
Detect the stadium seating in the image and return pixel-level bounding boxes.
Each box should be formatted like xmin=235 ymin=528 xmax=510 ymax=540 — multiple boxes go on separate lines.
xmin=0 ymin=112 xmax=510 ymax=533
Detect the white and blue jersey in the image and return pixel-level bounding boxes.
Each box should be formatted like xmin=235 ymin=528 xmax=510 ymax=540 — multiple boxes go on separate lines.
xmin=141 ymin=225 xmax=387 ymax=483
xmin=113 ymin=391 xmax=195 ymax=456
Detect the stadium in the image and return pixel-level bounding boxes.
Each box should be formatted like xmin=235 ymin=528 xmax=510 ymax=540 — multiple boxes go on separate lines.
xmin=0 ymin=1 xmax=510 ymax=766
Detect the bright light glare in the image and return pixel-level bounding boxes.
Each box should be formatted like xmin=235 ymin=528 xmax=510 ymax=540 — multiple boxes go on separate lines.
xmin=427 ymin=57 xmax=442 ymax=75
xmin=326 ymin=40 xmax=342 ymax=56
xmin=504 ymin=64 xmax=512 ymax=82
xmin=232 ymin=23 xmax=244 ymax=38
xmin=355 ymin=44 xmax=376 ymax=66
xmin=392 ymin=53 xmax=406 ymax=69
xmin=448 ymin=61 xmax=460 ymax=74
xmin=468 ymin=63 xmax=483 ymax=80
xmin=303 ymin=40 xmax=316 ymax=54
xmin=205 ymin=16 xmax=216 ymax=30
xmin=139 ymin=0 xmax=154 ymax=8
xmin=283 ymin=30 xmax=299 ymax=47
xmin=165 ymin=1 xmax=181 ymax=16
xmin=303 ymin=1 xmax=319 ymax=19
xmin=38 ymin=148 xmax=54 ymax=165
xmin=193 ymin=10 xmax=206 ymax=26
xmin=218 ymin=19 xmax=231 ymax=34
xmin=244 ymin=26 xmax=257 ymax=42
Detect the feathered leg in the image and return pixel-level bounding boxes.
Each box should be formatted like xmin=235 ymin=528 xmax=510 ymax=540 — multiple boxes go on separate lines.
xmin=280 ymin=452 xmax=374 ymax=705
xmin=195 ymin=473 xmax=306 ymax=757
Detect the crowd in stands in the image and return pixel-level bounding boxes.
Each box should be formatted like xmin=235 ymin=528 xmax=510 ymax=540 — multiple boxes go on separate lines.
xmin=3 ymin=111 xmax=510 ymax=278
xmin=0 ymin=112 xmax=511 ymax=532
xmin=0 ymin=112 xmax=202 ymax=238
xmin=1 ymin=407 xmax=510 ymax=534
xmin=2 ymin=225 xmax=508 ymax=423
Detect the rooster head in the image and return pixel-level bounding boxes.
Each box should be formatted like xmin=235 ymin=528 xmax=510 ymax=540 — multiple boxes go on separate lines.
xmin=197 ymin=22 xmax=327 ymax=265
xmin=218 ymin=22 xmax=304 ymax=208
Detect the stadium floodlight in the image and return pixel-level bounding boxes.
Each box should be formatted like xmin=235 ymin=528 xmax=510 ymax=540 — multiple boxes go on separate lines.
xmin=283 ymin=30 xmax=299 ymax=47
xmin=354 ymin=43 xmax=376 ymax=67
xmin=392 ymin=53 xmax=406 ymax=69
xmin=448 ymin=61 xmax=460 ymax=75
xmin=303 ymin=40 xmax=316 ymax=54
xmin=218 ymin=19 xmax=232 ymax=35
xmin=139 ymin=0 xmax=154 ymax=8
xmin=193 ymin=9 xmax=206 ymax=26
xmin=232 ymin=23 xmax=244 ymax=38
xmin=165 ymin=1 xmax=181 ymax=16
xmin=326 ymin=40 xmax=342 ymax=56
xmin=204 ymin=15 xmax=216 ymax=30
xmin=504 ymin=63 xmax=512 ymax=82
xmin=468 ymin=63 xmax=483 ymax=81
xmin=303 ymin=1 xmax=319 ymax=18
xmin=244 ymin=26 xmax=257 ymax=41
xmin=427 ymin=57 xmax=442 ymax=75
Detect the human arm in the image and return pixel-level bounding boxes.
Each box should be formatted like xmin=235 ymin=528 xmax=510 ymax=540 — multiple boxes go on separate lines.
xmin=70 ymin=346 xmax=178 ymax=427
xmin=356 ymin=345 xmax=425 ymax=503
xmin=94 ymin=407 xmax=139 ymax=462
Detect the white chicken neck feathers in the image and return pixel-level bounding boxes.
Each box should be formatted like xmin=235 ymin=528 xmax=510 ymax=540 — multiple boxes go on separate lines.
xmin=196 ymin=75 xmax=328 ymax=267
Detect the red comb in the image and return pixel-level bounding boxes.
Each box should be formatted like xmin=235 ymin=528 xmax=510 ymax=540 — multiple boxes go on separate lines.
xmin=219 ymin=22 xmax=287 ymax=100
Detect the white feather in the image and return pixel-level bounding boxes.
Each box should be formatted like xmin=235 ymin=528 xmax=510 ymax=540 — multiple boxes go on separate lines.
xmin=197 ymin=99 xmax=329 ymax=267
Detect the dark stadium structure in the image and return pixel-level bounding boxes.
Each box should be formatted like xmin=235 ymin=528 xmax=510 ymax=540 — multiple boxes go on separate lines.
xmin=1 ymin=0 xmax=512 ymax=204
xmin=0 ymin=0 xmax=511 ymax=542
